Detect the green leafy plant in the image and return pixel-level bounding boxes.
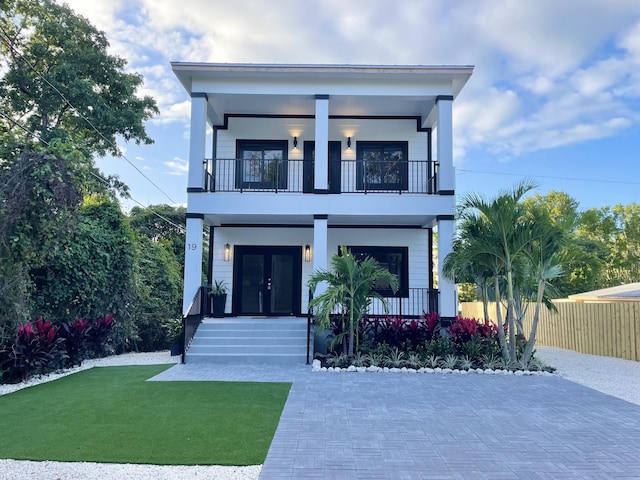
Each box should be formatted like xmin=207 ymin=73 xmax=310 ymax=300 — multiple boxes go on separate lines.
xmin=440 ymin=354 xmax=459 ymax=369
xmin=383 ymin=348 xmax=406 ymax=368
xmin=459 ymin=355 xmax=473 ymax=370
xmin=426 ymin=355 xmax=441 ymax=368
xmin=210 ymin=280 xmax=228 ymax=296
xmin=406 ymin=352 xmax=422 ymax=369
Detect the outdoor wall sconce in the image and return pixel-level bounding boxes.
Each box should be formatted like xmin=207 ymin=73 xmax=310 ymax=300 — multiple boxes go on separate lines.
xmin=304 ymin=244 xmax=311 ymax=262
xmin=224 ymin=243 xmax=231 ymax=262
xmin=293 ymin=136 xmax=298 ymax=148
xmin=347 ymin=136 xmax=352 ymax=149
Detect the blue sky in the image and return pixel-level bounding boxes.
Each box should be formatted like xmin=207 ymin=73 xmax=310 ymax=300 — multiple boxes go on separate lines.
xmin=62 ymin=0 xmax=640 ymax=212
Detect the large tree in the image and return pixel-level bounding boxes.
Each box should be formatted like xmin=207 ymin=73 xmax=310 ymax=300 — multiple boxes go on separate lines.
xmin=0 ymin=0 xmax=158 ymax=157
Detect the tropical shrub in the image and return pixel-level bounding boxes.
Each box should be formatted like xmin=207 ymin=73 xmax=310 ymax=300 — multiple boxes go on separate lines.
xmin=10 ymin=318 xmax=66 ymax=381
xmin=60 ymin=318 xmax=92 ymax=367
xmin=89 ymin=314 xmax=115 ymax=358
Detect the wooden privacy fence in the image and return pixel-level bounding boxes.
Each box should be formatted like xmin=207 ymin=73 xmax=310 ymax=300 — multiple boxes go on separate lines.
xmin=460 ymin=301 xmax=640 ymax=362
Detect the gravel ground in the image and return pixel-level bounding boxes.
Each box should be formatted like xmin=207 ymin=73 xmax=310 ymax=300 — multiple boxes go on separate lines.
xmin=535 ymin=345 xmax=640 ymax=406
xmin=1 ymin=347 xmax=639 ymax=479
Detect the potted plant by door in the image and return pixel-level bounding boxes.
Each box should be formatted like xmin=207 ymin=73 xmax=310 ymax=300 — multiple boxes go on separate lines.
xmin=210 ymin=280 xmax=228 ymax=318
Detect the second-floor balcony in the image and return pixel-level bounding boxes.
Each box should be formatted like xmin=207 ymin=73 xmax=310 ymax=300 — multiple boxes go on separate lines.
xmin=203 ymin=158 xmax=439 ymax=194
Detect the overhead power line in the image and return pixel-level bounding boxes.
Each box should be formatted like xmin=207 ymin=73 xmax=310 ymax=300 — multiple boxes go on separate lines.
xmin=457 ymin=168 xmax=640 ymax=186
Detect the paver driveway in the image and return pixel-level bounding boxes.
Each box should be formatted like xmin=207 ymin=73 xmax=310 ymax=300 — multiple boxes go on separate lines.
xmin=152 ymin=364 xmax=640 ymax=479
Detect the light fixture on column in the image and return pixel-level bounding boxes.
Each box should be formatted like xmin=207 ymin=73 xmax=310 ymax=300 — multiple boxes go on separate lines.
xmin=304 ymin=244 xmax=311 ymax=262
xmin=347 ymin=136 xmax=351 ymax=149
xmin=293 ymin=136 xmax=298 ymax=148
xmin=224 ymin=243 xmax=231 ymax=262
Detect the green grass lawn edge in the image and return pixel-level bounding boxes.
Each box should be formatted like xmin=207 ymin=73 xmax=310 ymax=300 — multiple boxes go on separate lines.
xmin=0 ymin=364 xmax=291 ymax=465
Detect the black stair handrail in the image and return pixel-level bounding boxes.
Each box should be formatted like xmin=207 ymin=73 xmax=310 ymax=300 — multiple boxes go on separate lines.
xmin=181 ymin=285 xmax=208 ymax=364
xmin=307 ymin=287 xmax=314 ymax=365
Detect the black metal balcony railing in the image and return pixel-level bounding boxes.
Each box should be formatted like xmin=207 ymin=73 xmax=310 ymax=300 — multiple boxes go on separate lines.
xmin=365 ymin=288 xmax=439 ymax=318
xmin=203 ymin=158 xmax=439 ymax=194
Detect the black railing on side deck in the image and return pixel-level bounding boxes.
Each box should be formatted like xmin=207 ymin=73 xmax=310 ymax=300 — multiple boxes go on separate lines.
xmin=366 ymin=288 xmax=439 ymax=318
xmin=181 ymin=285 xmax=209 ymax=364
xmin=307 ymin=288 xmax=314 ymax=365
xmin=339 ymin=160 xmax=438 ymax=194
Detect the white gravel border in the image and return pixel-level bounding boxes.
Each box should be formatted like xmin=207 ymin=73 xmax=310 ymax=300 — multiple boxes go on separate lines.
xmin=535 ymin=346 xmax=640 ymax=406
xmin=1 ymin=347 xmax=639 ymax=479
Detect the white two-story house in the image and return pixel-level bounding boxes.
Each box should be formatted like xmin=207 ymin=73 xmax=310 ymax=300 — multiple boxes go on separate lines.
xmin=173 ymin=63 xmax=472 ymax=331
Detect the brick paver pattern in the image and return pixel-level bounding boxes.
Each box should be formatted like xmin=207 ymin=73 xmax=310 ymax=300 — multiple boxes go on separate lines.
xmin=151 ymin=364 xmax=640 ymax=479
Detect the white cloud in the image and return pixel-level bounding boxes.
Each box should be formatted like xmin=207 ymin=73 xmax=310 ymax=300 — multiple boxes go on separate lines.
xmin=56 ymin=0 xmax=640 ymax=164
xmin=164 ymin=157 xmax=188 ymax=176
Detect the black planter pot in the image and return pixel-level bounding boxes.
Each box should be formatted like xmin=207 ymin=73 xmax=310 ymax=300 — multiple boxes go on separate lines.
xmin=212 ymin=293 xmax=227 ymax=318
xmin=169 ymin=342 xmax=183 ymax=356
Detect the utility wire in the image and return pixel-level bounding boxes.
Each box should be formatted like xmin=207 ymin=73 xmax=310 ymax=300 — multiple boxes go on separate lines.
xmin=457 ymin=168 xmax=640 ymax=186
xmin=0 ymin=110 xmax=186 ymax=234
xmin=0 ymin=26 xmax=178 ymax=205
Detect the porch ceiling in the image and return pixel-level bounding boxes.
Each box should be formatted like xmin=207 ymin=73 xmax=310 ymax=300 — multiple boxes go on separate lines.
xmin=205 ymin=93 xmax=436 ymax=119
xmin=202 ymin=213 xmax=438 ymax=228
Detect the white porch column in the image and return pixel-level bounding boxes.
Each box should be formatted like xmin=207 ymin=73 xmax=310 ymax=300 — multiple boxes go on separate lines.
xmin=188 ymin=93 xmax=208 ymax=190
xmin=437 ymin=216 xmax=457 ymax=318
xmin=182 ymin=215 xmax=204 ymax=314
xmin=435 ymin=96 xmax=454 ymax=194
xmin=312 ymin=214 xmax=329 ymax=295
xmin=314 ymin=95 xmax=329 ymax=191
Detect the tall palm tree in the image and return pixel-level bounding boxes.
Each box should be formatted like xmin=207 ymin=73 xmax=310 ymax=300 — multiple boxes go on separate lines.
xmin=457 ymin=179 xmax=539 ymax=362
xmin=308 ymin=246 xmax=398 ymax=358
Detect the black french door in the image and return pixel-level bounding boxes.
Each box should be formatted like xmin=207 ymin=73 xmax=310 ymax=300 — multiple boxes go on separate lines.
xmin=303 ymin=141 xmax=342 ymax=193
xmin=233 ymin=246 xmax=302 ymax=316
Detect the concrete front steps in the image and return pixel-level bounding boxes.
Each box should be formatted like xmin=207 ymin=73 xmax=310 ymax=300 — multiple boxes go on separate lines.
xmin=185 ymin=317 xmax=311 ymax=364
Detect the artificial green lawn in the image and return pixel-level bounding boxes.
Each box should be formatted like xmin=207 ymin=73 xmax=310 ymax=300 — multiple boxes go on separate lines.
xmin=0 ymin=365 xmax=291 ymax=465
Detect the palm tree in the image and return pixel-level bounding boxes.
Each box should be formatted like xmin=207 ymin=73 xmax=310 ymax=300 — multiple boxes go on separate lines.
xmin=520 ymin=209 xmax=565 ymax=364
xmin=308 ymin=246 xmax=399 ymax=358
xmin=457 ymin=179 xmax=539 ymax=362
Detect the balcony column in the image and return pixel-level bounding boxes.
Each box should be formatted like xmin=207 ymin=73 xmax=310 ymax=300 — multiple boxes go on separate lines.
xmin=188 ymin=92 xmax=208 ymax=190
xmin=314 ymin=95 xmax=329 ymax=191
xmin=312 ymin=214 xmax=328 ymax=295
xmin=182 ymin=214 xmax=204 ymax=314
xmin=437 ymin=215 xmax=457 ymax=319
xmin=435 ymin=95 xmax=454 ymax=194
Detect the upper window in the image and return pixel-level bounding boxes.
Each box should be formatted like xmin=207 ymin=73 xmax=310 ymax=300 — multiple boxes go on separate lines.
xmin=356 ymin=141 xmax=408 ymax=191
xmin=236 ymin=140 xmax=288 ymax=190
xmin=346 ymin=246 xmax=409 ymax=297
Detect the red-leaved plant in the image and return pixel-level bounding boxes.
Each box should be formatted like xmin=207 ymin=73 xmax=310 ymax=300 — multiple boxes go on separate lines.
xmin=11 ymin=317 xmax=66 ymax=381
xmin=60 ymin=318 xmax=92 ymax=367
xmin=89 ymin=314 xmax=115 ymax=358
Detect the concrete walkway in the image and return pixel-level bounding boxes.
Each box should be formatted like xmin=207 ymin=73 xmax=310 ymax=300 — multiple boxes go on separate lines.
xmin=151 ymin=364 xmax=640 ymax=479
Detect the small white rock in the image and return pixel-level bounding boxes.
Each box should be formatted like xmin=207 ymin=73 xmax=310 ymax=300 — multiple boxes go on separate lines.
xmin=383 ymin=367 xmax=390 ymax=373
xmin=515 ymin=370 xmax=524 ymax=376
xmin=346 ymin=365 xmax=356 ymax=372
xmin=356 ymin=367 xmax=367 ymax=373
xmin=425 ymin=368 xmax=435 ymax=374
xmin=484 ymin=369 xmax=494 ymax=375
xmin=407 ymin=368 xmax=417 ymax=373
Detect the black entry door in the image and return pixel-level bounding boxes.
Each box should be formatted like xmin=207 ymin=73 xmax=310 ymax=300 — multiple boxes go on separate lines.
xmin=303 ymin=141 xmax=342 ymax=193
xmin=233 ymin=246 xmax=302 ymax=315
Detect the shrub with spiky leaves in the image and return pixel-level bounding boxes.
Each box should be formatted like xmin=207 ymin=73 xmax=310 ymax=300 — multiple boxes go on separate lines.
xmin=60 ymin=318 xmax=92 ymax=367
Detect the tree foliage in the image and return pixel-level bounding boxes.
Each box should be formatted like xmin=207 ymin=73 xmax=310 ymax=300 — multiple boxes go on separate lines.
xmin=0 ymin=0 xmax=158 ymax=157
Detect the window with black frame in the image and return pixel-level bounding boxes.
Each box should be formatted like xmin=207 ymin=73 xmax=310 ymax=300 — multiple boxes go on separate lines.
xmin=356 ymin=141 xmax=408 ymax=191
xmin=346 ymin=246 xmax=409 ymax=297
xmin=236 ymin=140 xmax=288 ymax=190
